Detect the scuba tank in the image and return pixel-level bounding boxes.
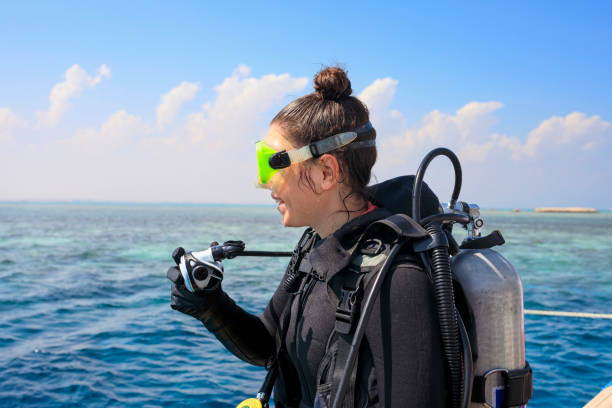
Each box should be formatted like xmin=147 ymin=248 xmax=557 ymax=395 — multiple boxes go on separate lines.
xmin=452 ymin=247 xmax=527 ymax=408
xmin=449 ymin=201 xmax=529 ymax=408
xmin=410 ymin=148 xmax=532 ymax=408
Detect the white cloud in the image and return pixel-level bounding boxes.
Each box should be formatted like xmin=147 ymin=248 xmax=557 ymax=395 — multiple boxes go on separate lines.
xmin=358 ymin=78 xmax=408 ymax=154
xmin=496 ymin=112 xmax=611 ymax=159
xmin=0 ymin=107 xmax=26 ymax=142
xmin=156 ymin=81 xmax=199 ymax=129
xmin=0 ymin=65 xmax=308 ymax=203
xmin=358 ymin=78 xmax=398 ymax=115
xmin=390 ymin=101 xmax=504 ymax=150
xmin=36 ymin=64 xmax=111 ymax=127
xmin=183 ymin=64 xmax=308 ymax=145
xmin=61 ymin=110 xmax=152 ymax=149
xmin=2 ymin=67 xmax=609 ymax=207
xmin=359 ymin=76 xmax=611 ymax=207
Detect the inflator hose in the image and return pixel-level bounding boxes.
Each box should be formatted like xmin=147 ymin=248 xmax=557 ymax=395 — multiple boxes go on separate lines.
xmin=426 ymin=222 xmax=463 ymax=408
xmin=457 ymin=313 xmax=473 ymax=408
xmin=412 ymin=147 xmax=462 ymax=223
xmin=412 ymin=148 xmax=466 ymax=408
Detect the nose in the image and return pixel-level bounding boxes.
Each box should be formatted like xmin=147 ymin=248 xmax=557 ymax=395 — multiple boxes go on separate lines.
xmin=256 ymin=170 xmax=285 ymax=192
xmin=255 ymin=177 xmax=272 ymax=190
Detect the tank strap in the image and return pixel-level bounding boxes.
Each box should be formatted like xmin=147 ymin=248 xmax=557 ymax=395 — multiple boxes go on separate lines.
xmin=471 ymin=361 xmax=533 ymax=407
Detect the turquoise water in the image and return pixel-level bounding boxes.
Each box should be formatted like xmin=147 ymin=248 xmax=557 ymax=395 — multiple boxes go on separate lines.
xmin=0 ymin=204 xmax=610 ymax=407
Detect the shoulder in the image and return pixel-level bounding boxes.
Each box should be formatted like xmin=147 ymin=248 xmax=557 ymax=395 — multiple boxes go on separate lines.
xmin=352 ymin=237 xmax=432 ymax=309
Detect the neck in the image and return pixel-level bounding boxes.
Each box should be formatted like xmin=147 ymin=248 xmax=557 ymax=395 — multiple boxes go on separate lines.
xmin=312 ymin=192 xmax=368 ymax=238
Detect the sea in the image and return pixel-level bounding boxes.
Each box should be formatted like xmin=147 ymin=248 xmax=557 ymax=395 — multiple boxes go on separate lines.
xmin=0 ymin=203 xmax=610 ymax=407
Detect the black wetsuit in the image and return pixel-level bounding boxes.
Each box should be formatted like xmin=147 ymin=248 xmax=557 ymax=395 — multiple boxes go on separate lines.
xmin=189 ymin=178 xmax=447 ymax=407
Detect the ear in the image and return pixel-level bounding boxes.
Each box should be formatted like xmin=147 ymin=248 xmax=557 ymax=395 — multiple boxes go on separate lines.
xmin=317 ymin=154 xmax=341 ymax=191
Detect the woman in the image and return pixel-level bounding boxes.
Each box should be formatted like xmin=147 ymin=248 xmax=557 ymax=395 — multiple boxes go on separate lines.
xmin=168 ymin=67 xmax=446 ymax=407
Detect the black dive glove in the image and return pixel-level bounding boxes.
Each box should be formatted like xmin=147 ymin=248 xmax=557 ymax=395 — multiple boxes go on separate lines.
xmin=167 ymin=246 xmax=223 ymax=321
xmin=166 ymin=245 xmax=276 ymax=366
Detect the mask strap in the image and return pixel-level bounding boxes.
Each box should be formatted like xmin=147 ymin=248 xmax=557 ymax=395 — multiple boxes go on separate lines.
xmin=286 ymin=122 xmax=374 ymax=163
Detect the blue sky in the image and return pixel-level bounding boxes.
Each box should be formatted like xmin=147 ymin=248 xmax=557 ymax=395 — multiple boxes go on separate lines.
xmin=1 ymin=1 xmax=611 ymax=208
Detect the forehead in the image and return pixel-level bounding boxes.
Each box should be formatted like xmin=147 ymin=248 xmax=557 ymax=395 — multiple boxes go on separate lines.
xmin=263 ymin=124 xmax=294 ymax=151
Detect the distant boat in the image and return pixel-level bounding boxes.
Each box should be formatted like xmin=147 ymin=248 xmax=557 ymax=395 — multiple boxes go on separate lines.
xmin=534 ymin=207 xmax=597 ymax=213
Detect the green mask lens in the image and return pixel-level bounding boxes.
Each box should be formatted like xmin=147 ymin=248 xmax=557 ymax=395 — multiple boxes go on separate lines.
xmin=256 ymin=141 xmax=280 ymax=185
xmin=255 ymin=121 xmax=375 ymax=186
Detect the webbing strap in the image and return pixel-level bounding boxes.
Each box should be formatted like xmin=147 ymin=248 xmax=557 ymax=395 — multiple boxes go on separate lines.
xmin=364 ymin=213 xmax=428 ymax=242
xmin=328 ymin=247 xmax=372 ymax=408
xmin=326 ymin=214 xmax=420 ymax=407
xmin=331 ymin=333 xmax=357 ymax=408
xmin=471 ymin=362 xmax=533 ymax=407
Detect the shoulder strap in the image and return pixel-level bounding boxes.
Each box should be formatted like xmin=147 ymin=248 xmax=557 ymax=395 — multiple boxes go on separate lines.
xmin=324 ymin=213 xmax=424 ymax=408
xmin=326 ymin=244 xmax=390 ymax=408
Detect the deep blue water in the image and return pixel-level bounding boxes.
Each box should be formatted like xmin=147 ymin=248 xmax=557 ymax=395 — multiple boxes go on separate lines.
xmin=0 ymin=204 xmax=610 ymax=407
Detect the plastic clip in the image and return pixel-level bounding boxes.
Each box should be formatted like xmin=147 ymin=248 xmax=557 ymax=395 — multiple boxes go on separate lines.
xmin=335 ymin=287 xmax=358 ymax=334
xmin=412 ymin=232 xmax=449 ymax=253
xmin=472 ymin=362 xmax=533 ymax=407
xmin=360 ymin=238 xmax=384 ymax=256
xmin=309 ymin=143 xmax=321 ymax=158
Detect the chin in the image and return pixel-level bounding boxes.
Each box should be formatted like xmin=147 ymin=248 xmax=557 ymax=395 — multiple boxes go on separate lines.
xmin=281 ymin=213 xmax=295 ymax=227
xmin=280 ymin=211 xmax=304 ymax=228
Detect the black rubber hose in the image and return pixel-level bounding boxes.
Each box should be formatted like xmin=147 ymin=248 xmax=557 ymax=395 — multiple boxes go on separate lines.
xmin=257 ymin=362 xmax=278 ymax=406
xmin=412 ymin=148 xmax=462 ymax=223
xmin=419 ymin=212 xmax=470 ymax=226
xmin=427 ymin=222 xmax=463 ymax=408
xmin=457 ymin=312 xmax=473 ymax=408
xmin=239 ymin=250 xmax=293 ymax=257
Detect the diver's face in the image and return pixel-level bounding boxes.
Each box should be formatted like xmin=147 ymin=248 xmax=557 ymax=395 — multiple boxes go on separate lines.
xmin=261 ymin=125 xmax=321 ymax=228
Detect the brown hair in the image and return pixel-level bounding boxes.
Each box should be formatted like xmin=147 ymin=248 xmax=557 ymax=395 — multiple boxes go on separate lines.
xmin=271 ymin=66 xmax=377 ymax=210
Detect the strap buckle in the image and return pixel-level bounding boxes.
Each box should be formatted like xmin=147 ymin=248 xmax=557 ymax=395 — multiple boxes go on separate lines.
xmin=360 ymin=238 xmax=384 ymax=256
xmin=335 ymin=287 xmax=359 ymax=334
xmin=309 ymin=143 xmax=321 ymax=158
xmin=473 ymin=362 xmax=533 ymax=408
xmin=481 ymin=368 xmax=509 ymax=408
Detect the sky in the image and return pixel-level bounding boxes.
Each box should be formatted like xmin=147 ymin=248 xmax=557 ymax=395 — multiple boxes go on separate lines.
xmin=1 ymin=1 xmax=611 ymax=208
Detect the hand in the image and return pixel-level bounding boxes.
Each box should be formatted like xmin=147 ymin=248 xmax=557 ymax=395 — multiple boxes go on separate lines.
xmin=167 ymin=247 xmax=221 ymax=321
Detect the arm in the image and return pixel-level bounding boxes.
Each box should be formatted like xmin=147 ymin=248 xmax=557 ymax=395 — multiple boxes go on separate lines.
xmin=170 ymin=281 xmax=275 ymax=367
xmin=364 ymin=261 xmax=447 ymax=407
xmin=169 ymin=230 xmax=311 ymax=367
xmin=169 ymin=255 xmax=297 ymax=367
xmin=167 ymin=267 xmax=274 ymax=366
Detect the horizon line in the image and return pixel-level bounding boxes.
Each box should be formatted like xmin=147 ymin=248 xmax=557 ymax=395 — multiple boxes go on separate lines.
xmin=1 ymin=200 xmax=609 ymax=212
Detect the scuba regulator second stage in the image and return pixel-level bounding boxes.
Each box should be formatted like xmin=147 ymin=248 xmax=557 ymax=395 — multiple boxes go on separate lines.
xmin=170 ymin=240 xmax=244 ymax=293
xmin=169 ymin=241 xmax=293 ymax=294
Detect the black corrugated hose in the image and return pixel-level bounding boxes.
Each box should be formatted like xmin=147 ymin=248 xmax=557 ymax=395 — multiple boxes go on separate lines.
xmin=412 ymin=147 xmax=466 ymax=408
xmin=426 ymin=221 xmax=463 ymax=408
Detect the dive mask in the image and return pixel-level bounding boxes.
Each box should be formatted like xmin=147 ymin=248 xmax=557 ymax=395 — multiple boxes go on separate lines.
xmin=256 ymin=122 xmax=375 ymax=185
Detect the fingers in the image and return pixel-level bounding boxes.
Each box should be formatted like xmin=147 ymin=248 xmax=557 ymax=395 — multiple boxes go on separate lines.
xmin=167 ymin=266 xmax=183 ymax=285
xmin=171 ymin=282 xmax=201 ymax=305
xmin=172 ymin=247 xmax=185 ymax=265
xmin=170 ymin=282 xmax=208 ymax=319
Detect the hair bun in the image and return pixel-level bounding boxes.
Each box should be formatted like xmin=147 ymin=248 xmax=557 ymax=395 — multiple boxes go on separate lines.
xmin=314 ymin=66 xmax=352 ymax=101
